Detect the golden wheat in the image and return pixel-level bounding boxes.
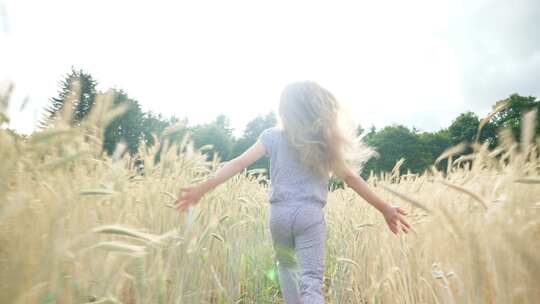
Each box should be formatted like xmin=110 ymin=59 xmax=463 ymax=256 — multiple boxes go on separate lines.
xmin=0 ymin=90 xmax=539 ymax=303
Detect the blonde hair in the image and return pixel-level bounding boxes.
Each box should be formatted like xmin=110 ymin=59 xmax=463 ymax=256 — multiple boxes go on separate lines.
xmin=277 ymin=81 xmax=374 ymax=179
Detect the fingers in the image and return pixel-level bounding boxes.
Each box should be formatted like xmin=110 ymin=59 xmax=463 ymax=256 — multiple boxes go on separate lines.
xmin=388 ymin=216 xmax=412 ymax=235
xmin=175 ymin=200 xmax=185 ymax=212
xmin=399 ymin=222 xmax=409 ymax=233
xmin=387 ymin=219 xmax=398 ymax=234
xmin=390 ymin=224 xmax=398 ymax=234
xmin=397 ymin=216 xmax=411 ymax=234
xmin=392 ymin=206 xmax=411 ymax=234
xmin=176 ymin=188 xmax=195 ymax=212
xmin=175 ymin=196 xmax=190 ymax=212
xmin=176 ymin=200 xmax=190 ymax=212
xmin=175 ymin=195 xmax=200 ymax=212
xmin=400 ymin=217 xmax=411 ymax=230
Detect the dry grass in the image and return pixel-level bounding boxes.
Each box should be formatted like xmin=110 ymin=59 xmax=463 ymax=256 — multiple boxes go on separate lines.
xmin=1 ymin=90 xmax=539 ymax=303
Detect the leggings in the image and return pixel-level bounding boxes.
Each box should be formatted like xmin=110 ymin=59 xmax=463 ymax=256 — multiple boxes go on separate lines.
xmin=268 ymin=202 xmax=327 ymax=304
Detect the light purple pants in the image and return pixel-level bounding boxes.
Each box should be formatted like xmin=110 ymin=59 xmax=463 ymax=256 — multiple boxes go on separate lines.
xmin=268 ymin=202 xmax=327 ymax=304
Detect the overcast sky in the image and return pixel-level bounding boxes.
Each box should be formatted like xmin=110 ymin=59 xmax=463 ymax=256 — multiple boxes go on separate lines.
xmin=1 ymin=0 xmax=539 ymax=137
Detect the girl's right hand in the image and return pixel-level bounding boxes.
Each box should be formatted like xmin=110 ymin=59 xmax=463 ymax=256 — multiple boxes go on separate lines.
xmin=382 ymin=204 xmax=410 ymax=234
xmin=175 ymin=184 xmax=207 ymax=212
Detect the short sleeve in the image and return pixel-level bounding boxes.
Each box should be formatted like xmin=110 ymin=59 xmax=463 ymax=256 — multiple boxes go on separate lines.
xmin=258 ymin=127 xmax=276 ymax=157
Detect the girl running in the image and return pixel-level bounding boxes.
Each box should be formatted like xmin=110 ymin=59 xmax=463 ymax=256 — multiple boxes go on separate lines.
xmin=175 ymin=81 xmax=411 ymax=303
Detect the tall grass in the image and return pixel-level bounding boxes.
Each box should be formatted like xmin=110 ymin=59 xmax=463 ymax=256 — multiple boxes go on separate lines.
xmin=1 ymin=89 xmax=539 ymax=303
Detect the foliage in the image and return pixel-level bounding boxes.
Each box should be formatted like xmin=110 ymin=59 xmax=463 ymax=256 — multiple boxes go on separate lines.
xmin=40 ymin=68 xmax=540 ymax=185
xmin=448 ymin=111 xmax=481 ymax=144
xmin=190 ymin=114 xmax=235 ymax=161
xmin=41 ymin=67 xmax=98 ymax=127
xmin=359 ymin=95 xmax=538 ymax=176
xmin=448 ymin=111 xmax=497 ymax=148
xmin=102 ymin=89 xmax=144 ymax=155
xmin=362 ymin=125 xmax=433 ymax=176
xmin=418 ymin=129 xmax=452 ymax=169
xmin=140 ymin=112 xmax=186 ymax=147
xmin=491 ymin=93 xmax=540 ymax=141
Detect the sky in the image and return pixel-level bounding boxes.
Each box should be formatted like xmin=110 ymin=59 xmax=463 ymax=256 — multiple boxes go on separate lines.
xmin=1 ymin=0 xmax=539 ymax=137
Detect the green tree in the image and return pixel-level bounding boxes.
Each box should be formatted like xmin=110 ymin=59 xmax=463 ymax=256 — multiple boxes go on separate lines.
xmin=41 ymin=67 xmax=98 ymax=127
xmin=142 ymin=114 xmax=189 ymax=164
xmin=190 ymin=114 xmax=235 ymax=161
xmin=362 ymin=125 xmax=377 ymax=142
xmin=491 ymin=94 xmax=540 ymax=142
xmin=447 ymin=111 xmax=497 ymax=151
xmin=102 ymin=89 xmax=144 ymax=155
xmin=362 ymin=125 xmax=431 ymax=177
xmin=448 ymin=112 xmax=480 ymax=145
xmin=140 ymin=112 xmax=171 ymax=147
xmin=418 ymin=129 xmax=452 ymax=169
xmin=140 ymin=112 xmax=188 ymax=147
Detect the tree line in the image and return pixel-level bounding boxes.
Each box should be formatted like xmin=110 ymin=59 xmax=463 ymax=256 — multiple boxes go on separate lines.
xmin=42 ymin=67 xmax=539 ymax=177
xmin=40 ymin=67 xmax=276 ymax=172
xmin=361 ymin=94 xmax=539 ymax=176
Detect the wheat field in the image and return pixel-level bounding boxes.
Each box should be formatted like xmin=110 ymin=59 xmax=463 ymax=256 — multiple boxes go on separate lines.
xmin=1 ymin=92 xmax=539 ymax=303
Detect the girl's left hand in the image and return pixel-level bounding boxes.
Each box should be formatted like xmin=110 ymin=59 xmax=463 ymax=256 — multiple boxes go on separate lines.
xmin=175 ymin=185 xmax=205 ymax=212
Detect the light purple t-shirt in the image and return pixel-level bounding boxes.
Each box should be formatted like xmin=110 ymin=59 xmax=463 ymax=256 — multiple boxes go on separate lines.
xmin=258 ymin=127 xmax=329 ymax=207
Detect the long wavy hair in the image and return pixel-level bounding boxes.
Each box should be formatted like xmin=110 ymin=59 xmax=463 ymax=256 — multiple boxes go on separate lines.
xmin=277 ymin=81 xmax=374 ymax=179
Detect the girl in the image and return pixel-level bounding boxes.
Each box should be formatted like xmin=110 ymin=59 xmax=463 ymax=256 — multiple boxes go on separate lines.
xmin=175 ymin=81 xmax=411 ymax=304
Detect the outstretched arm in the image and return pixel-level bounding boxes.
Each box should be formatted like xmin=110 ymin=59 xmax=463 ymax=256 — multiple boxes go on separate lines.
xmin=342 ymin=167 xmax=411 ymax=234
xmin=175 ymin=140 xmax=267 ymax=212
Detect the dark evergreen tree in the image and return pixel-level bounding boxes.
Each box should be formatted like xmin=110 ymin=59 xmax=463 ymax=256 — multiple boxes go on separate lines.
xmin=41 ymin=67 xmax=98 ymax=128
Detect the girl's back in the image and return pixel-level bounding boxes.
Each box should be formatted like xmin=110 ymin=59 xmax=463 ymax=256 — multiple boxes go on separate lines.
xmin=259 ymin=126 xmax=329 ymax=207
